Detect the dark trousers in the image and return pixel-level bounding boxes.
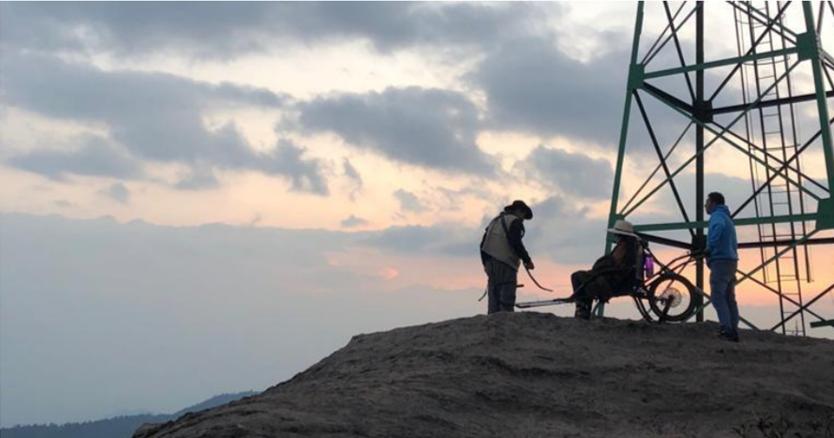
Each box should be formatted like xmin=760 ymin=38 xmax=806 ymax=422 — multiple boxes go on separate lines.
xmin=484 ymin=258 xmax=518 ymax=314
xmin=571 ymin=270 xmax=595 ymax=318
xmin=709 ymin=260 xmax=740 ymax=336
xmin=571 ymin=271 xmax=593 ymax=304
xmin=571 ymin=270 xmax=616 ymax=302
xmin=571 ymin=270 xmax=622 ymax=318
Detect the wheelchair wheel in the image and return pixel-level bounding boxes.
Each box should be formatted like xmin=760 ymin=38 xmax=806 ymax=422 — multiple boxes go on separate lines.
xmin=647 ymin=273 xmax=696 ymax=322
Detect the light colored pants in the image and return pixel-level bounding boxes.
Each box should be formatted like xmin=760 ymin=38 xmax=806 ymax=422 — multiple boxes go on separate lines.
xmin=484 ymin=258 xmax=517 ymax=314
xmin=709 ymin=260 xmax=739 ymax=335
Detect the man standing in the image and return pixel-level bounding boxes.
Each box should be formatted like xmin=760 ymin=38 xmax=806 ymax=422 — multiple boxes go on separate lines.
xmin=480 ymin=200 xmax=535 ymax=314
xmin=704 ymin=192 xmax=740 ymax=342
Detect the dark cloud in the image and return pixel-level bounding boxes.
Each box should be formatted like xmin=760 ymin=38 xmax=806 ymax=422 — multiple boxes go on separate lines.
xmin=519 ymin=145 xmax=614 ymax=199
xmin=471 ymin=37 xmax=627 ymax=148
xmin=393 ymin=189 xmax=427 ymax=214
xmin=471 ymin=36 xmax=689 ymax=153
xmin=342 ymin=158 xmax=363 ymax=201
xmin=99 ymin=182 xmax=130 ymax=204
xmin=7 ymin=135 xmax=142 ymax=181
xmin=340 ymin=215 xmax=369 ymax=228
xmin=0 ymin=53 xmax=287 ymax=161
xmin=0 ymin=2 xmax=556 ymax=59
xmin=260 ymin=140 xmax=329 ymax=195
xmin=1 ymin=54 xmax=328 ymax=194
xmin=523 ymin=196 xmax=608 ymax=264
xmin=297 ymin=87 xmax=496 ymax=175
xmin=292 ymin=2 xmax=553 ymax=53
xmin=174 ymin=166 xmax=221 ymax=191
xmin=0 ymin=55 xmax=287 ymax=119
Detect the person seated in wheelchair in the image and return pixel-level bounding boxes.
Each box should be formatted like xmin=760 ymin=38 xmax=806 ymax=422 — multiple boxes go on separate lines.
xmin=571 ymin=220 xmax=643 ymax=319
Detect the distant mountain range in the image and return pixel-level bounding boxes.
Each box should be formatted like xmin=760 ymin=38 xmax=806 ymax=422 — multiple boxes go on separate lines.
xmin=0 ymin=391 xmax=259 ymax=438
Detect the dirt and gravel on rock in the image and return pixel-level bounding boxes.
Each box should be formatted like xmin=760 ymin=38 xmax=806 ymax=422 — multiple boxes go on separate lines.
xmin=135 ymin=312 xmax=834 ymax=438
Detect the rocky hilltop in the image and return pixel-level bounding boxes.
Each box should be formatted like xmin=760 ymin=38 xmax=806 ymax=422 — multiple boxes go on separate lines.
xmin=135 ymin=312 xmax=834 ymax=438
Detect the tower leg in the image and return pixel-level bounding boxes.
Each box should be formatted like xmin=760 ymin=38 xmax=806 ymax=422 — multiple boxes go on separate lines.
xmin=601 ymin=2 xmax=645 ymax=318
xmin=695 ymin=2 xmax=706 ymax=322
xmin=802 ymin=2 xmax=834 ymax=190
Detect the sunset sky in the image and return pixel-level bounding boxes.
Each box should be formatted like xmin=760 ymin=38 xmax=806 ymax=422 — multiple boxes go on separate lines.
xmin=1 ymin=1 xmax=833 ymax=428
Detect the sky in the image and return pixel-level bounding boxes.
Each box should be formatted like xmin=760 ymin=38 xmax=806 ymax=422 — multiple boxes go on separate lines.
xmin=1 ymin=1 xmax=833 ymax=428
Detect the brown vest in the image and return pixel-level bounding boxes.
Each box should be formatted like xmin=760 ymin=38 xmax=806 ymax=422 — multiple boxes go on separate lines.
xmin=481 ymin=213 xmax=521 ymax=270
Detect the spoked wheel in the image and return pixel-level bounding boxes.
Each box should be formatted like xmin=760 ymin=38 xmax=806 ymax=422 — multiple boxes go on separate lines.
xmin=647 ymin=273 xmax=697 ymax=322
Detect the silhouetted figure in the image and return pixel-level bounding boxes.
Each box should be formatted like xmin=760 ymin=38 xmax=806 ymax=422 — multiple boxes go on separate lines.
xmin=702 ymin=191 xmax=740 ymax=342
xmin=571 ymin=220 xmax=642 ymax=319
xmin=480 ymin=200 xmax=535 ymax=314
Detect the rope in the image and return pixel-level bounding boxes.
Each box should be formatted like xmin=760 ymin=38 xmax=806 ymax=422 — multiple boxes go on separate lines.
xmin=478 ymin=287 xmax=488 ymax=302
xmin=525 ymin=266 xmax=554 ymax=293
xmin=478 ymin=212 xmax=554 ymax=299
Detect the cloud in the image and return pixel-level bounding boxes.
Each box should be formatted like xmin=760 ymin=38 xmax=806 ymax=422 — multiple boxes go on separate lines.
xmin=259 ymin=140 xmax=329 ymax=195
xmin=360 ymin=224 xmax=476 ymax=258
xmin=355 ymin=194 xmax=610 ymax=264
xmin=0 ymin=2 xmax=557 ymax=59
xmin=99 ymin=182 xmax=130 ymax=204
xmin=0 ymin=53 xmax=286 ymax=161
xmin=471 ymin=37 xmax=627 ymax=147
xmin=340 ymin=215 xmax=369 ymax=228
xmin=434 ymin=185 xmax=503 ymax=213
xmin=471 ymin=35 xmax=689 ymax=153
xmin=0 ymin=54 xmax=288 ymax=130
xmin=285 ymin=2 xmax=555 ymax=53
xmin=248 ymin=213 xmax=263 ymax=227
xmin=1 ymin=53 xmax=329 ymax=194
xmin=53 ymin=200 xmax=75 ymax=209
xmin=518 ymin=145 xmax=614 ymax=199
xmin=0 ymin=213 xmax=480 ymax=427
xmin=393 ymin=189 xmax=427 ymax=214
xmin=174 ymin=165 xmax=220 ymax=191
xmin=524 ymin=196 xmax=608 ymax=264
xmin=342 ymin=158 xmax=363 ymax=200
xmin=7 ymin=135 xmax=143 ymax=181
xmin=362 ymin=198 xmax=606 ymax=265
xmin=296 ymin=87 xmax=496 ymax=176
xmin=638 ymin=172 xmax=765 ymax=223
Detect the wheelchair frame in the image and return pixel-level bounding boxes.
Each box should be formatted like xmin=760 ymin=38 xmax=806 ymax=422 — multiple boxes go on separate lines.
xmin=516 ymin=242 xmax=700 ymax=323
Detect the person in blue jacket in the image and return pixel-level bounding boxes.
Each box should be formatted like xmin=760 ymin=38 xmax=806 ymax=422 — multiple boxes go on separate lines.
xmin=704 ymin=192 xmax=740 ymax=342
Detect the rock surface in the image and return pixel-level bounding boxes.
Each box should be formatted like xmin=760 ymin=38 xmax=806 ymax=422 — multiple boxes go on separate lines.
xmin=135 ymin=312 xmax=834 ymax=438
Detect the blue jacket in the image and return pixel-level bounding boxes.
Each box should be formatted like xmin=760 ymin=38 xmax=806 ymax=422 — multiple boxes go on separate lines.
xmin=706 ymin=205 xmax=738 ymax=267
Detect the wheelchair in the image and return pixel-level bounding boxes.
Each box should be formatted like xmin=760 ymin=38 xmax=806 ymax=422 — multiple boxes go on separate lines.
xmin=516 ymin=239 xmax=699 ymax=323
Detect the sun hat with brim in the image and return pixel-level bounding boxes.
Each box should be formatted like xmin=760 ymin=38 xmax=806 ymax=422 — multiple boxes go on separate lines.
xmin=607 ymin=219 xmax=638 ymax=237
xmin=504 ymin=200 xmax=533 ymax=220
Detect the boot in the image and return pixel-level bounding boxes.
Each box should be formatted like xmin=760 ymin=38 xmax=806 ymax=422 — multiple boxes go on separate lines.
xmin=574 ymin=301 xmax=591 ymax=320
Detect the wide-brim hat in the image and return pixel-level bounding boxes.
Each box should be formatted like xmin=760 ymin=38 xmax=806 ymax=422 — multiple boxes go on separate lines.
xmin=504 ymin=200 xmax=533 ymax=220
xmin=608 ymin=219 xmax=638 ymax=237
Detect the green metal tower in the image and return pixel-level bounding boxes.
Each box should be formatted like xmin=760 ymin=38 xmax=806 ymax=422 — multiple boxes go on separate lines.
xmin=606 ymin=1 xmax=834 ymax=334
